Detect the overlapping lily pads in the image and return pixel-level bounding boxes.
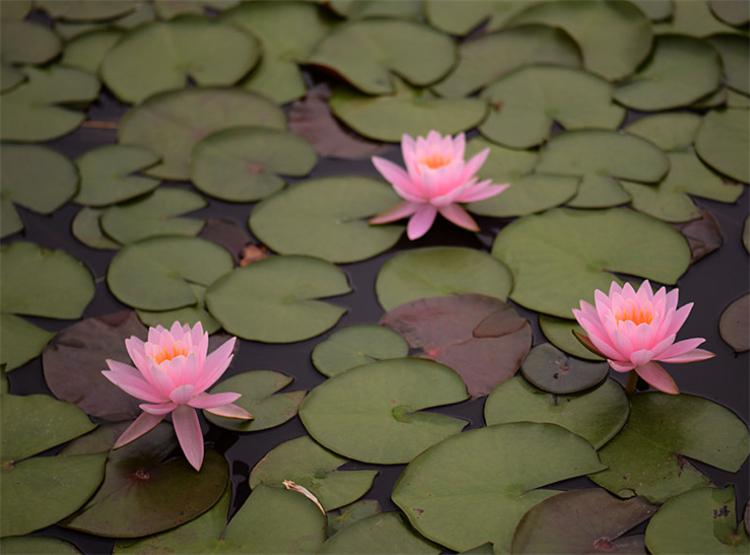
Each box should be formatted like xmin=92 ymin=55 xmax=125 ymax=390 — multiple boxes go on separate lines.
xmin=425 ymin=0 xmax=540 ymax=36
xmin=654 ymin=0 xmax=740 ymax=36
xmin=327 ymin=500 xmax=382 ymax=536
xmin=36 ymin=0 xmax=137 ymax=21
xmin=0 ymin=313 xmax=54 ymax=372
xmin=695 ymin=108 xmax=750 ymax=184
xmin=519 ymin=343 xmax=609 ymax=394
xmin=0 ymin=537 xmax=79 ymax=554
xmin=538 ymin=316 xmax=604 ymax=361
xmin=321 ymin=512 xmax=439 ymax=554
xmin=0 ymin=18 xmax=61 ymax=92
xmin=62 ymin=29 xmax=123 ymax=73
xmin=72 ymin=208 xmax=120 ymax=250
xmin=708 ymin=33 xmax=750 ymax=96
xmin=625 ymin=112 xmax=702 ymax=151
xmin=312 ymin=324 xmax=409 ymax=377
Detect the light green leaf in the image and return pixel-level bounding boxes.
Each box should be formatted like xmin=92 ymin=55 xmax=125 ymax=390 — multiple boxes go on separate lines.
xmin=0 ymin=313 xmax=54 ymax=372
xmin=72 ymin=207 xmax=120 ymax=250
xmin=709 ymin=33 xmax=750 ymax=96
xmin=62 ymin=29 xmax=123 ymax=73
xmin=321 ymin=512 xmax=439 ymax=554
xmin=312 ymin=324 xmax=409 ymax=377
xmin=695 ymin=108 xmax=750 ymax=184
xmin=425 ymin=0 xmax=542 ymax=36
xmin=625 ymin=112 xmax=703 ymax=151
xmin=36 ymin=0 xmax=137 ymax=21
xmin=0 ymin=19 xmax=61 ymax=65
xmin=654 ymin=0 xmax=742 ymax=36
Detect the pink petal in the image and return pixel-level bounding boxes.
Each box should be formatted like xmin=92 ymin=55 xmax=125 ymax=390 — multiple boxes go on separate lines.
xmin=460 ymin=148 xmax=489 ymax=181
xmin=406 ymin=205 xmax=437 ymax=240
xmin=195 ymin=337 xmax=235 ymax=393
xmin=636 ymin=280 xmax=654 ymax=303
xmin=655 ymin=337 xmax=706 ymax=360
xmin=205 ymin=403 xmax=253 ymax=420
xmin=452 ymin=132 xmax=466 ymax=160
xmin=456 ymin=181 xmax=509 ymax=203
xmin=438 ymin=204 xmax=479 ymax=232
xmin=372 ymin=156 xmax=422 ymax=202
xmin=659 ymin=348 xmax=715 ymax=364
xmin=664 ymin=303 xmax=693 ymax=337
xmin=401 ymin=134 xmax=419 ymax=179
xmin=140 ymin=402 xmax=177 ymax=415
xmin=630 ymin=349 xmax=654 ymax=367
xmin=609 ymin=359 xmax=635 ymax=372
xmin=188 ymin=391 xmax=242 ymax=409
xmin=608 ymin=282 xmax=623 ymax=297
xmin=172 ymin=405 xmax=204 ymax=471
xmin=148 ymin=325 xmax=166 ymax=344
xmin=635 ymin=362 xmax=679 ymax=395
xmin=369 ymin=201 xmax=420 ymax=224
xmin=169 ymin=383 xmax=195 ymax=404
xmin=102 ymin=361 xmax=164 ymax=403
xmin=621 ymin=282 xmax=637 ymax=300
xmin=125 ymin=337 xmax=148 ymax=373
xmin=114 ymin=412 xmax=164 ymax=448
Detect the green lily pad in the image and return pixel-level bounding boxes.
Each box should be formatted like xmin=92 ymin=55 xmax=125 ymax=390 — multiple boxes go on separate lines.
xmin=1 ymin=241 xmax=95 ymax=319
xmin=0 ymin=313 xmax=54 ymax=372
xmin=312 ymin=324 xmax=409 ymax=377
xmin=432 ymin=24 xmax=581 ymax=98
xmin=54 ymin=2 xmax=155 ymax=39
xmin=249 ymin=176 xmax=403 ymax=263
xmin=101 ymin=17 xmax=260 ymax=104
xmin=205 ymin=255 xmax=350 ymax=342
xmin=625 ymin=112 xmax=702 ymax=151
xmin=1 ymin=144 xmax=79 ymax=238
xmin=107 ymin=236 xmax=234 ymax=311
xmin=392 ymin=422 xmax=606 ymax=552
xmin=249 ymin=435 xmax=377 ymax=510
xmin=0 ymin=63 xmax=23 ymax=93
xmin=534 ymin=130 xmax=669 ymax=208
xmin=464 ymin=139 xmax=579 ymax=218
xmin=0 ymin=65 xmax=100 ymax=142
xmin=492 ymin=207 xmax=690 ymax=318
xmin=62 ymin=29 xmax=124 ymax=73
xmin=204 ymin=370 xmax=305 ymax=431
xmin=306 ymin=19 xmax=456 ymax=95
xmin=538 ymin=316 xmax=604 ymax=361
xmin=300 ymin=358 xmax=468 ymax=464
xmin=631 ymin=0 xmax=673 ymax=20
xmin=425 ymin=0 xmax=542 ymax=36
xmin=152 ymin=0 xmax=239 ymax=19
xmin=136 ymin=284 xmax=221 ymax=335
xmin=375 ymin=247 xmax=513 ymax=311
xmin=512 ymin=488 xmax=656 ymax=554
xmin=655 ymin=0 xmax=741 ymax=36
xmin=720 ymin=294 xmax=749 ymax=353
xmin=624 ymin=151 xmax=743 ymax=223
xmin=485 ymin=377 xmax=628 ymax=449
xmin=591 ymin=393 xmax=750 ymax=503
xmin=329 ymin=81 xmax=488 ymax=142
xmin=327 ymin=0 xmax=422 ymax=19
xmin=0 ymin=19 xmax=61 ymax=66
xmin=72 ymin=207 xmax=120 ymax=250
xmin=100 ymin=188 xmax=206 ymax=244
xmin=509 ymin=0 xmax=653 ymax=81
xmin=0 ymin=537 xmax=79 ymax=554
xmin=744 ymin=217 xmax=750 ymax=252
xmin=710 ymin=0 xmax=750 ymax=25
xmin=479 ymin=66 xmax=624 ymax=148
xmin=74 ymin=144 xmax=160 ymax=207
xmin=221 ymin=1 xmax=334 ymax=104
xmin=321 ymin=512 xmax=439 ymax=554
xmin=36 ymin=0 xmax=136 ymax=21
xmin=646 ymin=486 xmax=750 ymax=554
xmin=118 ymin=87 xmax=286 ymax=180
xmin=695 ymin=108 xmax=750 ymax=183
xmin=519 ymin=343 xmax=609 ymax=395
xmin=327 ymin=500 xmax=382 ymax=536
xmin=709 ymin=34 xmax=750 ymax=96
xmin=191 ymin=127 xmax=316 ymax=202
xmin=64 ymin=423 xmax=228 ymax=538
xmin=0 ymin=1 xmax=31 ymax=20
xmin=614 ymin=35 xmax=721 ymax=110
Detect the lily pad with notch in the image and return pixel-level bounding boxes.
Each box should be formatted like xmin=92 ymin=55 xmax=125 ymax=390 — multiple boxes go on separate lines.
xmin=1 ymin=314 xmax=55 ymax=372
xmin=327 ymin=500 xmax=382 ymax=536
xmin=538 ymin=316 xmax=604 ymax=361
xmin=624 ymin=112 xmax=702 ymax=151
xmin=136 ymin=284 xmax=221 ymax=335
xmin=695 ymin=108 xmax=749 ymax=184
xmin=520 ymin=343 xmax=609 ymax=394
xmin=719 ymin=294 xmax=749 ymax=353
xmin=321 ymin=512 xmax=439 ymax=554
xmin=312 ymin=324 xmax=409 ymax=377
xmin=425 ymin=0 xmax=542 ymax=36
xmin=708 ymin=33 xmax=750 ymax=96
xmin=72 ymin=208 xmax=120 ymax=250
xmin=62 ymin=29 xmax=124 ymax=74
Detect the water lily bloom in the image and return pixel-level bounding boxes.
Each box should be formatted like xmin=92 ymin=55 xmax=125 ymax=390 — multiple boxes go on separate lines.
xmin=370 ymin=131 xmax=509 ymax=240
xmin=102 ymin=322 xmax=251 ymax=470
xmin=572 ymin=281 xmax=714 ymax=395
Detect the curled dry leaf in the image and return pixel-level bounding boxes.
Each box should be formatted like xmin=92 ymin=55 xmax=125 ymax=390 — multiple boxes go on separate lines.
xmin=283 ymin=480 xmax=327 ymax=516
xmin=240 ymin=244 xmax=270 ymax=267
xmin=381 ymin=294 xmax=532 ymax=397
xmin=719 ymin=294 xmax=749 ymax=353
xmin=673 ymin=209 xmax=723 ymax=264
xmin=198 ymin=218 xmax=252 ymax=264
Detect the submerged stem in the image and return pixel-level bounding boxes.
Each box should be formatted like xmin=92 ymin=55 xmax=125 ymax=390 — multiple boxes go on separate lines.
xmin=626 ymin=371 xmax=638 ymax=394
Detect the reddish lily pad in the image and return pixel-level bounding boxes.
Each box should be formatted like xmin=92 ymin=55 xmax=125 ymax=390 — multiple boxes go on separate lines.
xmin=719 ymin=294 xmax=749 ymax=353
xmin=198 ymin=218 xmax=252 ymax=264
xmin=521 ymin=343 xmax=609 ymax=394
xmin=674 ymin=209 xmax=724 ymax=264
xmin=381 ymin=295 xmax=532 ymax=397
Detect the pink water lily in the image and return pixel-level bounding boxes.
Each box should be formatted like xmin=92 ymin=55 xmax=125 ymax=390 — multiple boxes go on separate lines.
xmin=370 ymin=131 xmax=509 ymax=240
xmin=102 ymin=322 xmax=251 ymax=470
xmin=573 ymin=281 xmax=714 ymax=395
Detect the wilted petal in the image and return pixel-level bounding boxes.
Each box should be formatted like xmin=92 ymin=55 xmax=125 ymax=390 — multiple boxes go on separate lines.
xmin=635 ymin=362 xmax=679 ymax=395
xmin=172 ymin=405 xmax=204 ymax=471
xmin=114 ymin=412 xmax=164 ymax=448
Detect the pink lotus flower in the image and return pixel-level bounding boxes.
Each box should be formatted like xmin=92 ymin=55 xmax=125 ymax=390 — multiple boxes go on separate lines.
xmin=572 ymin=281 xmax=714 ymax=395
xmin=102 ymin=322 xmax=251 ymax=470
xmin=369 ymin=131 xmax=509 ymax=240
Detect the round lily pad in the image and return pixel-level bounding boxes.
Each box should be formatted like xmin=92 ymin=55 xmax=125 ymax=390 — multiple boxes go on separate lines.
xmin=101 ymin=18 xmax=260 ymax=103
xmin=191 ymin=127 xmax=317 ymax=202
xmin=205 ymin=255 xmax=350 ymax=343
xmin=327 ymin=0 xmax=422 ymax=19
xmin=535 ymin=130 xmax=669 ymax=208
xmin=118 ymin=87 xmax=286 ymax=180
xmin=0 ymin=19 xmax=61 ymax=65
xmin=72 ymin=207 xmax=120 ymax=250
xmin=320 ymin=512 xmax=439 ymax=554
xmin=107 ymin=236 xmax=234 ymax=311
xmin=299 ymin=358 xmax=469 ymax=464
xmin=392 ymin=422 xmax=606 ymax=552
xmin=1 ymin=144 xmax=78 ymax=238
xmin=0 ymin=537 xmax=79 ymax=554
xmin=625 ymin=112 xmax=702 ymax=151
xmin=695 ymin=108 xmax=749 ymax=184
xmin=538 ymin=316 xmax=604 ymax=361
xmin=249 ymin=177 xmax=403 ymax=264
xmin=249 ymin=435 xmax=377 ymax=511
xmin=204 ymin=370 xmax=305 ymax=432
xmin=631 ymin=0 xmax=673 ymax=20
xmin=654 ymin=0 xmax=739 ymax=36
xmin=306 ymin=19 xmax=456 ymax=95
xmin=0 ymin=313 xmax=55 ymax=372
xmin=485 ymin=377 xmax=628 ymax=449
xmin=710 ymin=0 xmax=750 ymax=25
xmin=74 ymin=144 xmax=160 ymax=207
xmin=479 ymin=66 xmax=624 ymax=148
xmin=312 ymin=324 xmax=409 ymax=377
xmin=708 ymin=33 xmax=750 ymax=96
xmin=491 ymin=207 xmax=690 ymax=318
xmin=425 ymin=0 xmax=538 ymax=36
xmin=591 ymin=393 xmax=750 ymax=503
xmin=375 ymin=247 xmax=513 ymax=311
xmin=36 ymin=0 xmax=136 ymax=21
xmin=720 ymin=294 xmax=749 ymax=353
xmin=136 ymin=285 xmax=221 ymax=335
xmin=64 ymin=423 xmax=228 ymax=538
xmin=62 ymin=29 xmax=124 ymax=73
xmin=520 ymin=343 xmax=609 ymax=394
xmin=614 ymin=34 xmax=721 ymax=110
xmin=327 ymin=500 xmax=382 ymax=536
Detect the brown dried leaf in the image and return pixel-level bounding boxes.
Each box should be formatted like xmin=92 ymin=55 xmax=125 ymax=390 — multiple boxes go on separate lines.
xmin=239 ymin=244 xmax=270 ymax=267
xmin=674 ymin=209 xmax=723 ymax=264
xmin=283 ymin=479 xmax=327 ymax=516
xmin=199 ymin=218 xmax=252 ymax=264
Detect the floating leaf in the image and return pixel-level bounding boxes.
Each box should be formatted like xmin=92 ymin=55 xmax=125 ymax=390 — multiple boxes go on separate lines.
xmin=382 ymin=295 xmax=531 ymax=397
xmin=312 ymin=324 xmax=409 ymax=377
xmin=1 ymin=144 xmax=78 ymax=238
xmin=136 ymin=284 xmax=221 ymax=335
xmin=327 ymin=0 xmax=422 ymax=19
xmin=191 ymin=127 xmax=316 ymax=202
xmin=425 ymin=0 xmax=541 ymax=36
xmin=249 ymin=435 xmax=377 ymax=510
xmin=300 ymin=358 xmax=468 ymax=464
xmin=654 ymin=0 xmax=740 ymax=36
xmin=107 ymin=236 xmax=234 ymax=311
xmin=538 ymin=316 xmax=604 ymax=361
xmin=509 ymin=0 xmax=653 ymax=81
xmin=614 ymin=35 xmax=721 ymax=111
xmin=327 ymin=500 xmax=382 ymax=536
xmin=625 ymin=112 xmax=702 ymax=151
xmin=534 ymin=130 xmax=669 ymax=208
xmin=321 ymin=512 xmax=439 ymax=554
xmin=101 ymin=18 xmax=260 ymax=103
xmin=485 ymin=377 xmax=628 ymax=449
xmin=591 ymin=393 xmax=750 ymax=503
xmin=205 ymin=255 xmax=350 ymax=342
xmin=62 ymin=29 xmax=123 ymax=73
xmin=376 ymin=247 xmax=513 ymax=312
xmin=0 ymin=537 xmax=79 ymax=554
xmin=631 ymin=0 xmax=673 ymax=20
xmin=42 ymin=311 xmax=146 ymax=422
xmin=55 ymin=2 xmax=156 ymax=39
xmin=432 ymin=24 xmax=581 ymax=98
xmin=36 ymin=0 xmax=136 ymax=21
xmin=198 ymin=218 xmax=251 ymax=263
xmin=118 ymin=87 xmax=286 ymax=180
xmin=204 ymin=370 xmax=305 ymax=431
xmin=479 ymin=66 xmax=624 ymax=148
xmin=64 ymin=423 xmax=228 ymax=538
xmin=744 ymin=217 xmax=750 ymax=252
xmin=249 ymin=177 xmax=403 ymax=263
xmin=0 ymin=1 xmax=31 ymax=20
xmin=0 ymin=19 xmax=61 ymax=66
xmin=153 ymin=0 xmax=239 ymax=20
xmin=709 ymin=0 xmax=750 ymax=25
xmin=708 ymin=34 xmax=749 ymax=96
xmin=674 ymin=209 xmax=725 ymax=263
xmin=512 ymin=489 xmax=656 ymax=554
xmin=519 ymin=343 xmax=609 ymax=395
xmin=72 ymin=207 xmax=120 ymax=250
xmin=306 ymin=19 xmax=456 ymax=95
xmin=392 ymin=422 xmax=605 ymax=552
xmin=720 ymin=294 xmax=749 ymax=353
xmin=695 ymin=108 xmax=750 ymax=184
xmin=0 ymin=314 xmax=54 ymax=372
xmin=492 ymin=208 xmax=690 ymax=318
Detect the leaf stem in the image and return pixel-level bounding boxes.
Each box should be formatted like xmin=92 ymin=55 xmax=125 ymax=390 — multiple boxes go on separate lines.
xmin=626 ymin=371 xmax=638 ymax=395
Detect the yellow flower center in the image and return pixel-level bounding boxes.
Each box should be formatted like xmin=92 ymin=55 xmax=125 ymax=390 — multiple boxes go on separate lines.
xmin=616 ymin=306 xmax=653 ymax=325
xmin=420 ymin=153 xmax=452 ymax=169
xmin=153 ymin=343 xmax=189 ymax=364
